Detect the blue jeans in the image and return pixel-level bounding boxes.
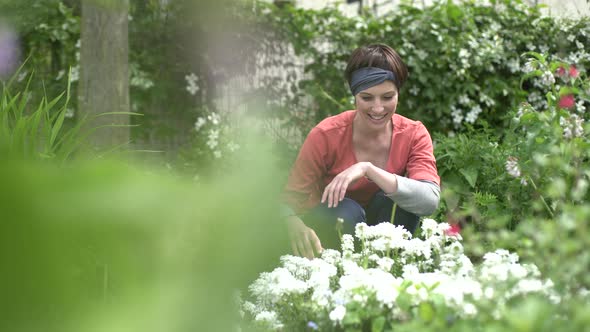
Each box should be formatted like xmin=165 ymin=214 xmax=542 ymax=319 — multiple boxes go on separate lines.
xmin=302 ymin=191 xmax=419 ymax=250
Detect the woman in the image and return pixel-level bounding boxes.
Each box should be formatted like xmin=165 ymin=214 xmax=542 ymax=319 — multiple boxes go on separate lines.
xmin=282 ymin=44 xmax=440 ymax=258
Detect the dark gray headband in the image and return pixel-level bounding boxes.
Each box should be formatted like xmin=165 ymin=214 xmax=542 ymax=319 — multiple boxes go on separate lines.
xmin=349 ymin=67 xmax=397 ymax=95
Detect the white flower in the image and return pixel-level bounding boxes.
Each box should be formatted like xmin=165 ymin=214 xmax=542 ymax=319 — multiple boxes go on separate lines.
xmin=463 ymin=303 xmax=477 ymax=316
xmin=484 ymin=286 xmax=494 ymax=299
xmin=402 ymin=264 xmax=420 ymax=278
xmin=194 ymin=117 xmax=206 ymax=131
xmin=451 ymin=106 xmax=464 ymax=126
xmin=506 ymin=57 xmax=520 ymax=73
xmin=505 ymin=157 xmax=521 ymax=178
xmin=70 ymin=66 xmax=79 ymax=82
xmin=355 ymin=222 xmax=367 ymax=239
xmin=458 ymin=94 xmax=470 ymax=105
xmin=56 ymin=70 xmax=65 ymax=81
xmin=329 ymin=305 xmax=346 ymax=324
xmin=458 ymin=48 xmax=470 ymax=58
xmin=575 ymin=100 xmax=586 ymax=113
xmin=185 ymin=73 xmax=200 ymax=95
xmin=245 ymin=220 xmax=557 ymax=328
xmin=541 ymin=70 xmax=555 ymax=86
xmin=465 ymin=105 xmax=482 ymax=124
xmin=213 ymin=150 xmax=222 ymax=159
xmin=207 ymin=112 xmax=220 ymax=125
xmin=341 ymin=234 xmax=354 ymax=255
xmin=227 ymin=141 xmax=240 ymax=152
xmin=561 ymin=114 xmax=585 ymax=139
xmin=523 ymin=60 xmax=535 ymax=73
xmin=376 ymin=256 xmax=394 ymax=272
xmin=254 ymin=310 xmax=283 ymax=329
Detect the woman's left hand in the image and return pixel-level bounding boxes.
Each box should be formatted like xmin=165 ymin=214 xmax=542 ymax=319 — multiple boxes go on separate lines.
xmin=321 ymin=162 xmax=370 ymax=208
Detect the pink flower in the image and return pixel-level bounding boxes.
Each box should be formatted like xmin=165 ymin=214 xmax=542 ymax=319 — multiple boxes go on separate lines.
xmin=569 ymin=65 xmax=579 ymax=78
xmin=445 ymin=223 xmax=461 ymax=236
xmin=558 ymin=94 xmax=575 ymax=109
xmin=555 ymin=66 xmax=567 ymax=77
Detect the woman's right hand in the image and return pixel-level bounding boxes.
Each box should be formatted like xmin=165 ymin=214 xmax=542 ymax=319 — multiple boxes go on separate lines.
xmin=286 ymin=216 xmax=323 ymax=259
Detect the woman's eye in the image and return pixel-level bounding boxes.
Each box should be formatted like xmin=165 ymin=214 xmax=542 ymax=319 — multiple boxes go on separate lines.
xmin=361 ymin=97 xmax=373 ymax=101
xmin=383 ymin=96 xmax=393 ymax=100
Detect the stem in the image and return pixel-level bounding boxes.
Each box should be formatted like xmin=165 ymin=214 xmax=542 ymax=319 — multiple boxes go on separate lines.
xmin=318 ymin=86 xmax=348 ymax=109
xmin=390 ymin=203 xmax=397 ymax=224
xmin=528 ymin=176 xmax=554 ymax=218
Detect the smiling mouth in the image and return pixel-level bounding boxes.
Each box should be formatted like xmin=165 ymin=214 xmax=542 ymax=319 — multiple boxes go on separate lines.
xmin=368 ymin=113 xmax=387 ymax=120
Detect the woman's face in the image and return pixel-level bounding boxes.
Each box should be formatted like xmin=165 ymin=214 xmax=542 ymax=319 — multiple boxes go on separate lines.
xmin=354 ymin=80 xmax=398 ymax=128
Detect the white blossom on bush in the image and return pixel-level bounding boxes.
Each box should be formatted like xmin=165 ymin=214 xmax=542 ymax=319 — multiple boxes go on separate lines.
xmin=243 ymin=220 xmax=558 ymax=331
xmin=560 ymin=114 xmax=584 ymax=139
xmin=185 ymin=72 xmax=200 ymax=95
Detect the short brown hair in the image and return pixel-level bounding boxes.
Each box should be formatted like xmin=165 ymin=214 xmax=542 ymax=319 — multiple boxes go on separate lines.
xmin=344 ymin=44 xmax=408 ymax=91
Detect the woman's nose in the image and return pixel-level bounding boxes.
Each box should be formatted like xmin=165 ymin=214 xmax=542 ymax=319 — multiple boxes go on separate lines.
xmin=371 ymin=102 xmax=384 ymax=112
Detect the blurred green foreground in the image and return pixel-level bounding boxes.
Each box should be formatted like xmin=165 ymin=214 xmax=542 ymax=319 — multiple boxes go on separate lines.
xmin=0 ymin=150 xmax=288 ymax=332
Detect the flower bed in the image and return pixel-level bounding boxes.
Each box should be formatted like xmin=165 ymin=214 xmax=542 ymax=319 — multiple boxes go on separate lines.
xmin=242 ymin=220 xmax=558 ymax=331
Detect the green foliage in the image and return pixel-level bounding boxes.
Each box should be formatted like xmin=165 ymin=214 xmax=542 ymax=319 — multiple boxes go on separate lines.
xmin=254 ymin=0 xmax=590 ymax=136
xmin=0 ymin=148 xmax=288 ymax=332
xmin=176 ymin=106 xmax=244 ymax=177
xmin=434 ymin=54 xmax=590 ymax=291
xmin=0 ymin=69 xmax=86 ymax=161
xmin=0 ymin=1 xmax=80 ymax=106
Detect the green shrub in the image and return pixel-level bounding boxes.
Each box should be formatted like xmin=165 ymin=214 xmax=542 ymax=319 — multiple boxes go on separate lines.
xmin=434 ymin=53 xmax=590 ymax=292
xmin=254 ymin=0 xmax=590 ymax=137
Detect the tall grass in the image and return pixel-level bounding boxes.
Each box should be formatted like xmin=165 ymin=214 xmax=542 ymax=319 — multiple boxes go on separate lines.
xmin=1 ymin=67 xmax=143 ymax=162
xmin=0 ymin=68 xmax=88 ymax=161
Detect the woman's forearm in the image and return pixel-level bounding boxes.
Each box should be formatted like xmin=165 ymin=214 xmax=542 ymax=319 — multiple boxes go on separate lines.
xmin=363 ymin=162 xmax=398 ymax=193
xmin=364 ymin=162 xmax=440 ymax=216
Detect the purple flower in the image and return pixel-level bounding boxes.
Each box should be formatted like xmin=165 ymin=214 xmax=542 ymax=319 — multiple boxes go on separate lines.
xmin=0 ymin=23 xmax=20 ymax=79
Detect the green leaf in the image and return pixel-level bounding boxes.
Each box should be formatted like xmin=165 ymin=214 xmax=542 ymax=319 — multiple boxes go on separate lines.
xmin=418 ymin=302 xmax=435 ymax=322
xmin=396 ymin=292 xmax=412 ymax=312
xmin=342 ymin=312 xmax=361 ymax=325
xmin=459 ymin=168 xmax=478 ymax=188
xmin=371 ymin=316 xmax=386 ymax=332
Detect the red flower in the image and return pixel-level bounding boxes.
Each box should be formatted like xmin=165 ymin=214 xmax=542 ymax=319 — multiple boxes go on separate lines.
xmin=556 ymin=66 xmax=567 ymax=77
xmin=445 ymin=223 xmax=461 ymax=236
xmin=558 ymin=94 xmax=575 ymax=109
xmin=569 ymin=65 xmax=579 ymax=78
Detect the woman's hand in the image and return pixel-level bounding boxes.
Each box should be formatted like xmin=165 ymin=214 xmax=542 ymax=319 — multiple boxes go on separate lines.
xmin=286 ymin=216 xmax=323 ymax=259
xmin=321 ymin=162 xmax=370 ymax=208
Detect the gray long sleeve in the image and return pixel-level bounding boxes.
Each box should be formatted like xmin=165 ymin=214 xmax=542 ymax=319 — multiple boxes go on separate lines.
xmin=384 ymin=176 xmax=440 ymax=216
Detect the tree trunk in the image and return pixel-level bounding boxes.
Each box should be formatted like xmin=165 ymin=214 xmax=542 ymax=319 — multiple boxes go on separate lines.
xmin=78 ymin=0 xmax=129 ymax=149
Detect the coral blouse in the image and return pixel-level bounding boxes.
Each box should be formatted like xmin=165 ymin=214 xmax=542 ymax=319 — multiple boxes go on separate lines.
xmin=283 ymin=110 xmax=440 ymax=215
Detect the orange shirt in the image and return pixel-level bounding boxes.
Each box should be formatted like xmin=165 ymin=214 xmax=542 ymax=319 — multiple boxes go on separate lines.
xmin=283 ymin=110 xmax=440 ymax=214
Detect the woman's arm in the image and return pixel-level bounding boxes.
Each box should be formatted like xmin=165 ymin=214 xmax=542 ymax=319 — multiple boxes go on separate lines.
xmin=364 ymin=163 xmax=440 ymax=215
xmin=281 ymin=127 xmax=330 ymax=258
xmin=282 ymin=127 xmax=329 ymax=214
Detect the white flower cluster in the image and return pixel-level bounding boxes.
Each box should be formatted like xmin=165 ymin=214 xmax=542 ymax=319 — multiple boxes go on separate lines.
xmin=243 ymin=220 xmax=557 ymax=330
xmin=560 ymin=114 xmax=585 ymax=139
xmin=505 ymin=156 xmax=521 ymax=178
xmin=192 ymin=109 xmax=240 ymax=161
xmin=185 ymin=73 xmax=200 ymax=95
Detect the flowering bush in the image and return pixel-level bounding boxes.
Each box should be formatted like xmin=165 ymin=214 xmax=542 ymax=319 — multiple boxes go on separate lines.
xmin=242 ymin=220 xmax=558 ymax=331
xmin=433 ymin=53 xmax=590 ymax=293
xmin=175 ymin=106 xmax=242 ymax=178
xmin=253 ymin=0 xmax=590 ymax=137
